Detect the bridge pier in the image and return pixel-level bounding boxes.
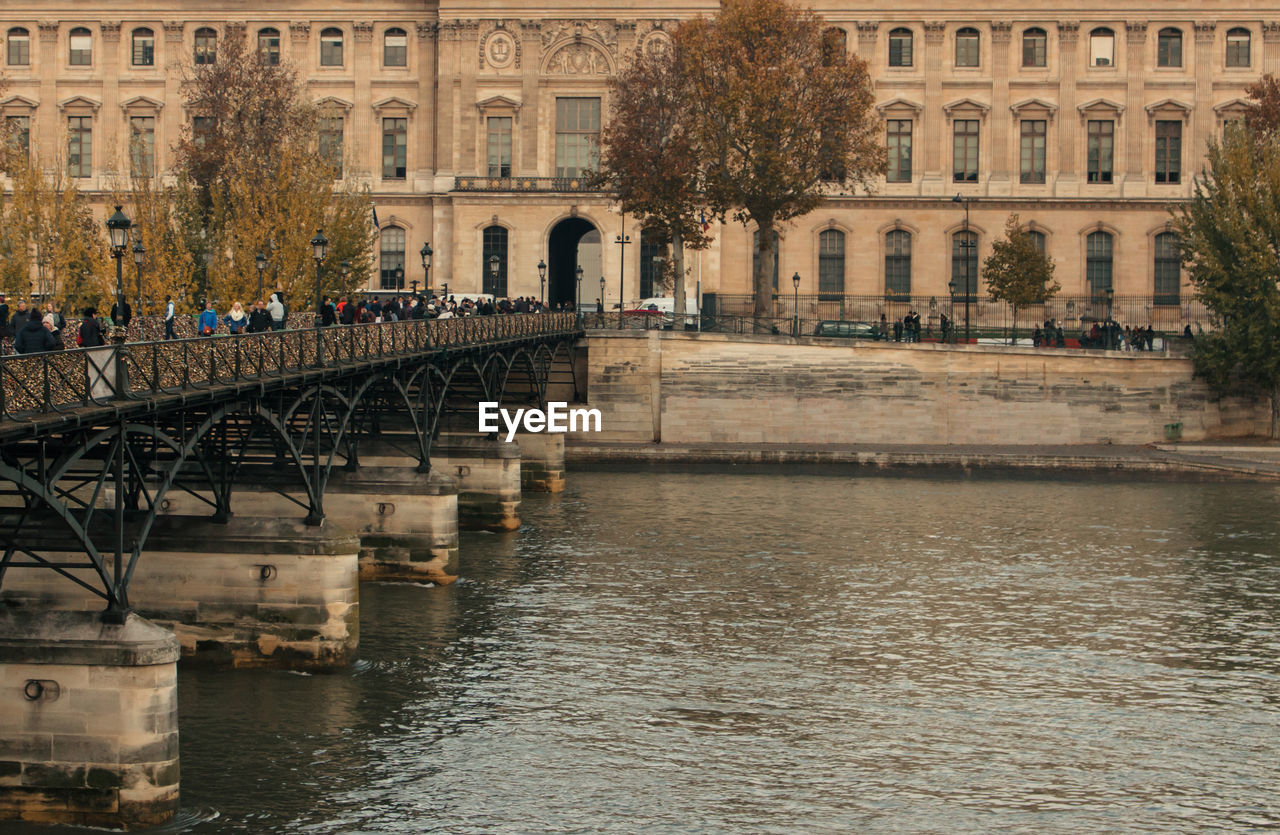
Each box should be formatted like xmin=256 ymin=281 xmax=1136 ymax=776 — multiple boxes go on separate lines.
xmin=515 ymin=432 xmax=566 ymax=493
xmin=0 ymin=517 xmax=360 ymax=671
xmin=429 ymin=435 xmax=522 ymax=531
xmin=0 ymin=610 xmax=180 ymax=830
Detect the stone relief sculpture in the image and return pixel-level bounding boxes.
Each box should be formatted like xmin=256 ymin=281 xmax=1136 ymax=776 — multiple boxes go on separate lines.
xmin=545 ymin=42 xmax=610 ymax=75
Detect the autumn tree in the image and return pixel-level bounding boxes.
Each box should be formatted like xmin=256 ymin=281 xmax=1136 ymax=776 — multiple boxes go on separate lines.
xmin=1174 ymin=123 xmax=1280 ymax=438
xmin=1244 ymin=73 xmax=1280 ymax=135
xmin=678 ymin=0 xmax=884 ymax=318
xmin=983 ymin=214 xmax=1059 ymax=345
xmin=595 ymin=40 xmax=710 ymax=318
xmin=174 ymin=35 xmax=372 ymax=308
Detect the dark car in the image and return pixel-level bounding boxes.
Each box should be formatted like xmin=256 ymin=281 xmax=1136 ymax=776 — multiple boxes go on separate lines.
xmin=812 ymin=320 xmax=877 ymax=339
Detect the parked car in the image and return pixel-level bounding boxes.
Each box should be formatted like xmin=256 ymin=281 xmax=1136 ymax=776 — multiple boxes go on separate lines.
xmin=812 ymin=320 xmax=877 ymax=339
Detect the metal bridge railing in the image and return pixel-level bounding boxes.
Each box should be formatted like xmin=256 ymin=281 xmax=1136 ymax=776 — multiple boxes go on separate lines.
xmin=0 ymin=313 xmax=579 ymax=423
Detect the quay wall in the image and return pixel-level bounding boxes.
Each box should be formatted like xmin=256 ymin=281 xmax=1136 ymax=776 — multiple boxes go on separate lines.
xmin=574 ymin=332 xmax=1266 ymax=446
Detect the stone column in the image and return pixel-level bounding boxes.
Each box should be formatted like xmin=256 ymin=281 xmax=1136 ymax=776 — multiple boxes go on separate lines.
xmin=431 ymin=434 xmax=522 ymax=531
xmin=516 ymin=432 xmax=566 ymax=492
xmin=1123 ymin=23 xmax=1147 ymax=196
xmin=921 ymin=22 xmax=948 ymax=195
xmin=853 ymin=22 xmax=877 ymax=65
xmin=1265 ymin=23 xmax=1280 ymax=75
xmin=989 ymin=23 xmax=1012 ymax=194
xmin=0 ymin=610 xmax=179 ymax=829
xmin=1056 ymin=23 xmax=1080 ymax=195
xmin=0 ymin=518 xmax=361 ymax=670
xmin=1192 ymin=22 xmax=1216 ymax=173
xmin=35 ymin=23 xmax=58 ymax=155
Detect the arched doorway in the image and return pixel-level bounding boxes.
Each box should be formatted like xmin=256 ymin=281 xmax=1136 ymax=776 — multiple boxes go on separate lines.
xmin=548 ymin=218 xmax=600 ymax=309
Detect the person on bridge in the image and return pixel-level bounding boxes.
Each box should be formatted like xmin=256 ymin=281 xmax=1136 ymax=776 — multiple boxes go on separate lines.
xmin=13 ymin=310 xmax=56 ymax=354
xmin=225 ymin=302 xmax=248 ymax=334
xmin=164 ymin=296 xmax=176 ymax=340
xmin=267 ymin=294 xmax=286 ymax=331
xmin=320 ymin=296 xmax=337 ymax=326
xmin=77 ymin=308 xmax=105 ymax=348
xmin=110 ymin=298 xmax=132 ymax=331
xmin=9 ymin=300 xmax=29 ymax=337
xmin=198 ymin=300 xmax=218 ymax=336
xmin=246 ymin=300 xmax=271 ymax=333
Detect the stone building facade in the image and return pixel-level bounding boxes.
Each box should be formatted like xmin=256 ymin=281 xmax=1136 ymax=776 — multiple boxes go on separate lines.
xmin=0 ymin=1 xmax=1272 ymax=313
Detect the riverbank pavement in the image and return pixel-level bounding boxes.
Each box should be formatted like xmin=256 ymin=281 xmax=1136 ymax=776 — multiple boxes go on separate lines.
xmin=564 ymin=440 xmax=1280 ymax=482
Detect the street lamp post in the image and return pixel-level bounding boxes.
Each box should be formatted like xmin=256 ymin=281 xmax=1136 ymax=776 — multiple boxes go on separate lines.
xmin=394 ymin=266 xmax=404 ymax=292
xmin=599 ymin=275 xmax=606 ymax=323
xmin=1105 ymin=286 xmax=1115 ymax=349
xmin=105 ymin=206 xmax=131 ymax=341
xmin=791 ymin=271 xmax=801 ymax=337
xmin=488 ymin=254 xmax=500 ymax=297
xmin=616 ymin=218 xmax=631 ymax=328
xmin=948 ymin=281 xmax=958 ymax=343
xmin=255 ymin=252 xmax=268 ymax=301
xmin=420 ymin=242 xmax=432 ymax=296
xmin=132 ymin=240 xmax=146 ymax=316
xmin=575 ymin=264 xmax=583 ymax=320
xmin=310 ymin=229 xmax=328 ymax=365
xmin=537 ymin=258 xmax=547 ymax=304
xmin=953 ymin=194 xmax=973 ymax=344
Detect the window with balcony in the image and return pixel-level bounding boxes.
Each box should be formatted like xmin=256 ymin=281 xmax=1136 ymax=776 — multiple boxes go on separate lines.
xmin=487 ymin=116 xmax=512 ymax=177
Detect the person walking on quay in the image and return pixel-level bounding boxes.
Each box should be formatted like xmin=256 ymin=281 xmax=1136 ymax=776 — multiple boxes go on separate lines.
xmin=164 ymin=296 xmax=176 ymax=340
xmin=225 ymin=301 xmax=248 ymax=334
xmin=76 ymin=308 xmax=105 ymax=348
xmin=198 ymin=300 xmax=218 ymax=336
xmin=267 ymin=293 xmax=285 ymax=331
xmin=13 ymin=309 xmax=56 ymax=354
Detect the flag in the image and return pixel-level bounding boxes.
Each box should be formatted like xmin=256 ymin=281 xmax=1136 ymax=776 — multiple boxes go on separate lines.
xmin=700 ymin=210 xmax=709 ymax=233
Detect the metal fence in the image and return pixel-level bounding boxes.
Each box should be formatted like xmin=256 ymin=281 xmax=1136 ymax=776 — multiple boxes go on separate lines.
xmin=0 ymin=313 xmax=579 ymax=422
xmin=702 ymin=293 xmax=1213 ymax=337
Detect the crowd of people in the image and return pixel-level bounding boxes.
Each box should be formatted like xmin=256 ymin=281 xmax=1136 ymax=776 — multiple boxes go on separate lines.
xmin=0 ymin=290 xmax=574 ymax=354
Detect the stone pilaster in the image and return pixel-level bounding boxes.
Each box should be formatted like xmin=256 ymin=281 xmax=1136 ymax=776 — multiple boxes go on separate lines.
xmin=854 ymin=21 xmax=878 ymax=63
xmin=1056 ymin=22 xmax=1080 ymax=193
xmin=989 ymin=23 xmax=1013 ymax=193
xmin=922 ymin=22 xmax=948 ymax=194
xmin=1265 ymin=23 xmax=1280 ymax=74
xmin=1123 ymin=22 xmax=1147 ymax=194
xmin=1192 ymin=21 xmax=1216 ymax=185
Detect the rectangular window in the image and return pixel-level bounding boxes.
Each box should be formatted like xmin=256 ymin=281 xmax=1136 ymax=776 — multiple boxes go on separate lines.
xmin=319 ymin=117 xmax=343 ymax=179
xmin=1019 ymin=120 xmax=1046 ymax=184
xmin=1087 ymin=119 xmax=1114 ymax=184
xmin=320 ymin=31 xmax=343 ymax=67
xmin=382 ymin=117 xmax=407 ymax=179
xmin=1022 ymin=31 xmax=1046 ymax=67
xmin=487 ymin=116 xmax=512 ymax=177
xmin=67 ymin=116 xmax=91 ymax=178
xmin=384 ymin=30 xmax=407 ymax=67
xmin=1157 ymin=31 xmax=1182 ymax=68
xmin=129 ymin=116 xmax=155 ymax=177
xmin=8 ymin=31 xmax=30 ymax=66
xmin=886 ymin=119 xmax=912 ymax=183
xmin=69 ymin=31 xmax=92 ymax=66
xmin=955 ymin=31 xmax=980 ymax=68
xmin=952 ymin=119 xmax=979 ymax=182
xmin=192 ymin=115 xmax=211 ymax=148
xmin=194 ymin=30 xmax=216 ymax=65
xmin=889 ymin=31 xmax=913 ymax=67
xmin=132 ymin=31 xmax=154 ymax=66
xmin=3 ymin=116 xmax=29 ymax=165
xmin=1155 ymin=120 xmax=1181 ymax=184
xmin=555 ymin=97 xmax=600 ymax=178
xmin=1226 ymin=30 xmax=1251 ymax=68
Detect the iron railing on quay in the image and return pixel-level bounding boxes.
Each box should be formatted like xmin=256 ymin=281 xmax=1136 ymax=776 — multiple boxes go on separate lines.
xmin=0 ymin=312 xmax=579 ymax=422
xmin=702 ymin=293 xmax=1213 ymax=336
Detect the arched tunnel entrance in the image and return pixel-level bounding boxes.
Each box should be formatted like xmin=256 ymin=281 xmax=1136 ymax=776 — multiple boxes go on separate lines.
xmin=547 ymin=218 xmax=600 ymax=309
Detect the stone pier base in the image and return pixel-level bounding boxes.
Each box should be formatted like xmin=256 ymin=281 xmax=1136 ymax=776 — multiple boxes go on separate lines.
xmin=430 ymin=435 xmax=522 ymax=531
xmin=0 ymin=517 xmax=360 ymax=670
xmin=0 ymin=610 xmax=180 ymax=830
xmin=516 ymin=432 xmax=566 ymax=493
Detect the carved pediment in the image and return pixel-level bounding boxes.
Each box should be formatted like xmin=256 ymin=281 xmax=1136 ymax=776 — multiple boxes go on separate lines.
xmin=1010 ymin=97 xmax=1058 ymax=119
xmin=120 ymin=95 xmax=164 ymax=112
xmin=875 ymin=96 xmax=924 ymax=116
xmin=542 ymin=41 xmax=612 ymax=75
xmin=1077 ymin=97 xmax=1125 ymax=118
xmin=58 ymin=95 xmax=101 ymax=113
xmin=314 ymin=96 xmax=354 ymax=112
xmin=1145 ymin=97 xmax=1192 ymax=123
xmin=0 ymin=95 xmax=39 ymax=110
xmin=372 ymin=96 xmax=417 ymax=113
xmin=476 ymin=95 xmax=521 ymax=113
xmin=943 ymin=97 xmax=991 ymax=117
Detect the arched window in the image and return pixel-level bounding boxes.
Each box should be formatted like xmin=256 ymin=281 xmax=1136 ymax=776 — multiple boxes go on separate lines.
xmin=753 ymin=229 xmax=780 ymax=292
xmin=1021 ymin=27 xmax=1046 ymax=68
xmin=320 ymin=27 xmax=343 ymax=67
xmin=639 ymin=230 xmax=668 ymax=300
xmin=818 ymin=229 xmax=845 ymax=299
xmin=379 ymin=226 xmax=405 ymax=289
xmin=384 ymin=27 xmax=407 ymax=66
xmin=822 ymin=27 xmax=846 ymax=65
xmin=889 ymin=28 xmax=913 ymax=67
xmin=7 ymin=27 xmax=30 ymax=66
xmin=885 ymin=230 xmax=911 ymax=297
xmin=1227 ymin=28 xmax=1251 ymax=68
xmin=194 ymin=27 xmax=217 ymax=65
xmin=955 ymin=27 xmax=980 ymax=67
xmin=132 ymin=27 xmax=154 ymax=66
xmin=257 ymin=28 xmax=280 ymax=66
xmin=1026 ymin=230 xmax=1047 ymax=255
xmin=1157 ymin=27 xmax=1182 ymax=68
xmin=1089 ymin=28 xmax=1114 ymax=67
xmin=69 ymin=27 xmax=92 ymax=66
xmin=1154 ymin=232 xmax=1181 ymax=305
xmin=1086 ymin=231 xmax=1113 ymax=296
xmin=482 ymin=225 xmax=509 ymax=297
xmin=951 ymin=231 xmax=979 ymax=300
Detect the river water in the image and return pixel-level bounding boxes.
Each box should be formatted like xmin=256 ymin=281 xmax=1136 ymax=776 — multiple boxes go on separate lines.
xmin=165 ymin=473 xmax=1276 ymax=830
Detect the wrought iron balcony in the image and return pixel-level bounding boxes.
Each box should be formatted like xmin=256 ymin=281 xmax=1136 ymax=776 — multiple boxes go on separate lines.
xmin=453 ymin=175 xmax=603 ymax=193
